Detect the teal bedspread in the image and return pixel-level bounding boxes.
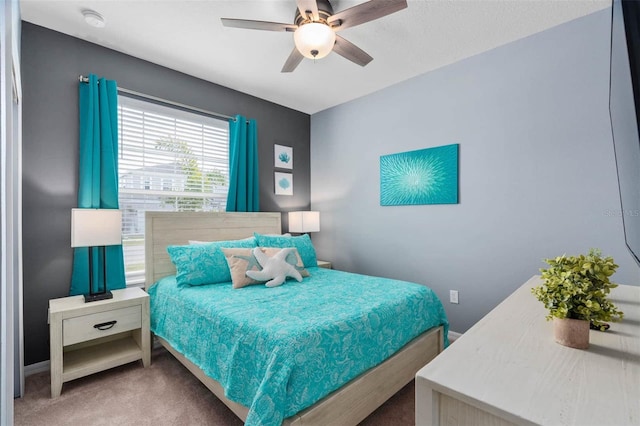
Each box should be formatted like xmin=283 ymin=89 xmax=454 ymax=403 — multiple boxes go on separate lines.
xmin=148 ymin=267 xmax=448 ymax=426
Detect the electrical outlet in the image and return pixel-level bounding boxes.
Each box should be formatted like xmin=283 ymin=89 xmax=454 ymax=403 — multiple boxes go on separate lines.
xmin=450 ymin=290 xmax=459 ymax=304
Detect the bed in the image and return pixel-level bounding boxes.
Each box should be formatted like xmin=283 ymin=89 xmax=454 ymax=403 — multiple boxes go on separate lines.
xmin=145 ymin=211 xmax=448 ymax=426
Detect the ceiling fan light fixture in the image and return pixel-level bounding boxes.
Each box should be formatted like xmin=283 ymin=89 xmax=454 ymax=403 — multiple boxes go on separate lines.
xmin=294 ymin=22 xmax=336 ymax=59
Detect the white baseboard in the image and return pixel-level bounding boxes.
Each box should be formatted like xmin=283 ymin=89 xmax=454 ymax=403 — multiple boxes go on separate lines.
xmin=24 ymin=360 xmax=50 ymax=377
xmin=448 ymin=330 xmax=462 ymax=342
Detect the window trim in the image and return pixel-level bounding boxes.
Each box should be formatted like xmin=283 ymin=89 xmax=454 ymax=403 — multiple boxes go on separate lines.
xmin=117 ymin=94 xmax=230 ymax=286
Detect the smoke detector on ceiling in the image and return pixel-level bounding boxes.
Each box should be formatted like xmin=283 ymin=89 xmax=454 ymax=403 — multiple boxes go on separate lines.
xmin=82 ymin=9 xmax=105 ymax=28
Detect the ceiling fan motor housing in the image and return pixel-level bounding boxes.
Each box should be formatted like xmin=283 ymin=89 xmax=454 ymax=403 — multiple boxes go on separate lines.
xmin=294 ymin=0 xmax=334 ymax=26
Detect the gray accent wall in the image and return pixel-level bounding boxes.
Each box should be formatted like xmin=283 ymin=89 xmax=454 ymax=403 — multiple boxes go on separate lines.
xmin=310 ymin=9 xmax=640 ymax=334
xmin=21 ymin=22 xmax=310 ymax=365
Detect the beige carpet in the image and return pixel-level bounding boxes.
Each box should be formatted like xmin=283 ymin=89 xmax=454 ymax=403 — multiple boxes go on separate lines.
xmin=15 ymin=348 xmax=415 ymax=426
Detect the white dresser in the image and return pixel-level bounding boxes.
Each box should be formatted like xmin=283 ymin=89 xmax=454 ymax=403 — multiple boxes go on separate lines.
xmin=416 ymin=275 xmax=640 ymax=426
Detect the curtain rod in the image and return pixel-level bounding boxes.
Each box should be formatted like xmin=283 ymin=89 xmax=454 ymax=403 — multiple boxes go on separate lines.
xmin=78 ymin=75 xmax=237 ymax=122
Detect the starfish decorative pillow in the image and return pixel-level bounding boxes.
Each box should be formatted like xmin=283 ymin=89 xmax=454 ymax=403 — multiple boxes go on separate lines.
xmin=246 ymin=247 xmax=303 ymax=288
xmin=222 ymin=247 xmax=308 ymax=288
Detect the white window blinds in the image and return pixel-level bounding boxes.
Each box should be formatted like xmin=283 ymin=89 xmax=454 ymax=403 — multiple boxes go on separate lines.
xmin=117 ymin=95 xmax=230 ymax=285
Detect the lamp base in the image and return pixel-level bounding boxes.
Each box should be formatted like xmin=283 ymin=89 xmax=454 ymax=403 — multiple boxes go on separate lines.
xmin=84 ymin=290 xmax=113 ymax=303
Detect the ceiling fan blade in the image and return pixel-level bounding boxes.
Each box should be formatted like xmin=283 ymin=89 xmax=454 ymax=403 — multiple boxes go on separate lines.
xmin=328 ymin=0 xmax=407 ymax=31
xmin=282 ymin=47 xmax=304 ymax=73
xmin=221 ymin=18 xmax=297 ymax=32
xmin=333 ymin=35 xmax=373 ymax=67
xmin=296 ymin=0 xmax=320 ymax=21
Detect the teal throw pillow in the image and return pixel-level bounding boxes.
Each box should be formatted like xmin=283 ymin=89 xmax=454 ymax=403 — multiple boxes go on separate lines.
xmin=254 ymin=232 xmax=317 ymax=268
xmin=167 ymin=237 xmax=257 ymax=286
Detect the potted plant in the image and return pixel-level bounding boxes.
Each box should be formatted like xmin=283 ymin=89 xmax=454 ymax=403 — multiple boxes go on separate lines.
xmin=531 ymin=248 xmax=624 ymax=349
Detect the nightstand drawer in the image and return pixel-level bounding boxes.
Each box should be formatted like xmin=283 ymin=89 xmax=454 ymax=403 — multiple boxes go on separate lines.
xmin=63 ymin=305 xmax=142 ymax=346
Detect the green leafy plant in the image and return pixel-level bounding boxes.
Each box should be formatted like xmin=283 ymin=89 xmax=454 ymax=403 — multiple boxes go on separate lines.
xmin=531 ymin=249 xmax=624 ymax=330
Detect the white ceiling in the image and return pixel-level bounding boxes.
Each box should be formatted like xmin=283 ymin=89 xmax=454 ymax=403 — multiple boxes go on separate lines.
xmin=20 ymin=0 xmax=610 ymax=115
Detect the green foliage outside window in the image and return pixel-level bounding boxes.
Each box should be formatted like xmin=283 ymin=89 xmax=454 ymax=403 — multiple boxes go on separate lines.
xmin=155 ymin=136 xmax=227 ymax=211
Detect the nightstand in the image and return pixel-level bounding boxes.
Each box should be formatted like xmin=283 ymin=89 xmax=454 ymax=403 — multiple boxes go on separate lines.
xmin=49 ymin=287 xmax=150 ymax=398
xmin=317 ymin=260 xmax=332 ymax=269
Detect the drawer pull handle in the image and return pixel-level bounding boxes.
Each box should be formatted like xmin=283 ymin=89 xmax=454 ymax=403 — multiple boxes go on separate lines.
xmin=93 ymin=320 xmax=117 ymax=331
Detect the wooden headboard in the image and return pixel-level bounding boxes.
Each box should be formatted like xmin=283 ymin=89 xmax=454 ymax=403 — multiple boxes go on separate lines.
xmin=144 ymin=211 xmax=282 ymax=286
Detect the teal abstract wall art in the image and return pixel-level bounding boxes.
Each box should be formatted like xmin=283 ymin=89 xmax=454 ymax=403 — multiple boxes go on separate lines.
xmin=380 ymin=144 xmax=459 ymax=206
xmin=274 ymin=171 xmax=293 ymax=196
xmin=274 ymin=144 xmax=293 ymax=169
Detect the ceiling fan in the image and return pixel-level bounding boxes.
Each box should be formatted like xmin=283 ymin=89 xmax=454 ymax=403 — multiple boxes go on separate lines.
xmin=221 ymin=0 xmax=408 ymax=72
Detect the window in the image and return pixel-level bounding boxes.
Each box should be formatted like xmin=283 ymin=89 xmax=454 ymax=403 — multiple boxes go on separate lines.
xmin=118 ymin=95 xmax=230 ymax=286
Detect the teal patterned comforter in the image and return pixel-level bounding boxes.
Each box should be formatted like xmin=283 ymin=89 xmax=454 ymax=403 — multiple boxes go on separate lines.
xmin=148 ymin=267 xmax=448 ymax=426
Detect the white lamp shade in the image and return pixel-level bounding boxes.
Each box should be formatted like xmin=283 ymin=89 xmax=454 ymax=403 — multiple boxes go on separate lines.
xmin=71 ymin=208 xmax=122 ymax=247
xmin=294 ymin=23 xmax=336 ymax=59
xmin=289 ymin=211 xmax=320 ymax=233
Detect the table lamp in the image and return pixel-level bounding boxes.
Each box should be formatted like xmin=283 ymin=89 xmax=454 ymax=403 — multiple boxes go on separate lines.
xmin=71 ymin=208 xmax=122 ymax=302
xmin=288 ymin=211 xmax=320 ymax=234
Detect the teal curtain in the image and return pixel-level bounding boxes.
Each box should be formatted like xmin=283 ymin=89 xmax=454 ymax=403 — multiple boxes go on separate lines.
xmin=226 ymin=115 xmax=259 ymax=212
xmin=70 ymin=74 xmax=126 ymax=296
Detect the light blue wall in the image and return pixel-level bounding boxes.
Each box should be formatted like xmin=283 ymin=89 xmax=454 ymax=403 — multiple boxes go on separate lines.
xmin=310 ymin=8 xmax=640 ymax=333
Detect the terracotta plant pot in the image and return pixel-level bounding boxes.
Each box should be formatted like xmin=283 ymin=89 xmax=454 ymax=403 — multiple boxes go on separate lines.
xmin=553 ymin=318 xmax=590 ymax=349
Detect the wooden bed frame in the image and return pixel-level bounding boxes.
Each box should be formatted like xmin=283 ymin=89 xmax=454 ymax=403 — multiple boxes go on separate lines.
xmin=145 ymin=211 xmax=445 ymax=425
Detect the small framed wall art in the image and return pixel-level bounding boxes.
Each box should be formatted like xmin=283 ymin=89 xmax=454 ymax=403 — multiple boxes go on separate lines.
xmin=275 ymin=172 xmax=293 ymax=196
xmin=274 ymin=144 xmax=293 ymax=169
